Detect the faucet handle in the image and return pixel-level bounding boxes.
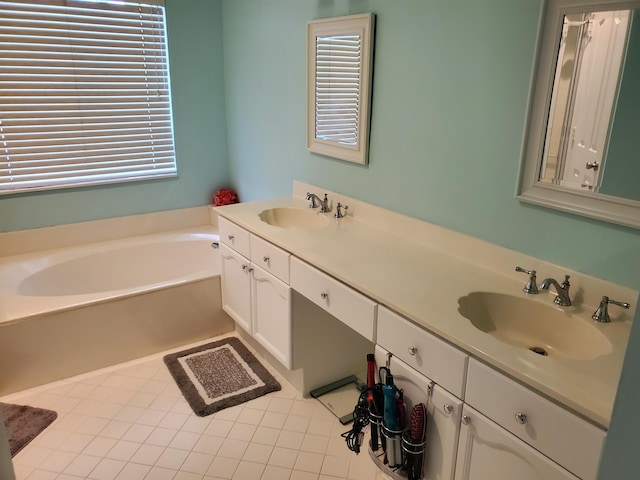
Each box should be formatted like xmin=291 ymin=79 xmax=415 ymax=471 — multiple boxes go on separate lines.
xmin=592 ymin=296 xmax=631 ymax=323
xmin=515 ymin=266 xmax=538 ymax=294
xmin=334 ymin=203 xmax=349 ymax=218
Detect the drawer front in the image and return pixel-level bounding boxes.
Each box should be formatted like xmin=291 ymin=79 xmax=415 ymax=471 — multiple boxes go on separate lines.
xmin=219 ymin=217 xmax=250 ymax=258
xmin=465 ymin=359 xmax=605 ymax=480
xmin=377 ymin=306 xmax=468 ymax=399
xmin=250 ymin=235 xmax=290 ymax=284
xmin=290 ymin=257 xmax=377 ymax=341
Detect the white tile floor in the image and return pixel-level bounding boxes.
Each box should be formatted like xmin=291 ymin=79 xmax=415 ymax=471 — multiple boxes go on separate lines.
xmin=3 ymin=334 xmax=391 ymax=480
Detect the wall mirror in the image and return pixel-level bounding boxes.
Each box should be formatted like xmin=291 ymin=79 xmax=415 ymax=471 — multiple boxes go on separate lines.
xmin=307 ymin=13 xmax=375 ymax=165
xmin=518 ymin=0 xmax=640 ymax=228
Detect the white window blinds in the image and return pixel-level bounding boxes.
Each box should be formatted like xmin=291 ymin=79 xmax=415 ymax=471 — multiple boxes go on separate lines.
xmin=314 ymin=34 xmax=361 ymax=146
xmin=0 ymin=0 xmax=177 ymax=194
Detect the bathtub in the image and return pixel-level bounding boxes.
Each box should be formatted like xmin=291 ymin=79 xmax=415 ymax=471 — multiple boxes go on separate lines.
xmin=0 ymin=226 xmax=234 ymax=395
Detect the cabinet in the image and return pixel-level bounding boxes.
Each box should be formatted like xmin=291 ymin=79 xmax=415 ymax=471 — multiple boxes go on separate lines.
xmin=219 ymin=218 xmax=292 ymax=368
xmin=455 ymin=405 xmax=580 ymax=480
xmin=464 ymin=359 xmax=604 ymax=480
xmin=220 ymin=243 xmax=252 ymax=333
xmin=375 ymin=346 xmax=462 ymax=480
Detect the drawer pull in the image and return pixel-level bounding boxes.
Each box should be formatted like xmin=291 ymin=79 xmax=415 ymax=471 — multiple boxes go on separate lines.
xmin=408 ymin=346 xmax=417 ymax=356
xmin=320 ymin=292 xmax=329 ymax=300
xmin=263 ymin=256 xmax=270 ymax=263
xmin=228 ymin=234 xmax=235 ymax=241
xmin=461 ymin=415 xmax=471 ymax=425
xmin=242 ymin=264 xmax=253 ymax=273
xmin=443 ymin=404 xmax=453 ymax=415
xmin=515 ymin=412 xmax=527 ymax=424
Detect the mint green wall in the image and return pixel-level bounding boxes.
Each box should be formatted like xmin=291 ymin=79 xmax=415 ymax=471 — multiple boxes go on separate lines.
xmin=0 ymin=0 xmax=229 ymax=232
xmin=222 ymin=0 xmax=640 ymax=290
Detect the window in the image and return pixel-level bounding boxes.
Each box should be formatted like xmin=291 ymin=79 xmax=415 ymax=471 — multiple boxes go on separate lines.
xmin=307 ymin=14 xmax=375 ymax=165
xmin=0 ymin=0 xmax=177 ymax=194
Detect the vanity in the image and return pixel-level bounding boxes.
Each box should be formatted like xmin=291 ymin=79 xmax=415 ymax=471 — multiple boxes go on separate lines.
xmin=214 ymin=181 xmax=635 ymax=480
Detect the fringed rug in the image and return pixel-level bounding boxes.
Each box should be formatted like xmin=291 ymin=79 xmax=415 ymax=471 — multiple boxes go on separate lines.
xmin=1 ymin=403 xmax=57 ymax=456
xmin=164 ymin=337 xmax=281 ymax=417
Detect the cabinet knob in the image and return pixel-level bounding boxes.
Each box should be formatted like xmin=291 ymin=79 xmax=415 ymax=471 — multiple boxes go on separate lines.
xmin=408 ymin=346 xmax=417 ymax=356
xmin=320 ymin=292 xmax=329 ymax=300
xmin=443 ymin=404 xmax=453 ymax=415
xmin=515 ymin=412 xmax=527 ymax=424
xmin=461 ymin=415 xmax=471 ymax=425
xmin=242 ymin=264 xmax=253 ymax=273
xmin=263 ymin=256 xmax=270 ymax=263
xmin=228 ymin=234 xmax=234 ymax=241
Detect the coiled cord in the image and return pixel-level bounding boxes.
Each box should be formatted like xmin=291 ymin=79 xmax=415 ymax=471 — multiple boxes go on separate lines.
xmin=341 ymin=388 xmax=372 ymax=454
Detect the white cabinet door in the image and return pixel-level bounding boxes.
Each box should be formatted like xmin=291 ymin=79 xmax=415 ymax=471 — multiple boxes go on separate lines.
xmin=454 ymin=405 xmax=580 ymax=480
xmin=252 ymin=264 xmax=292 ymax=368
xmin=375 ymin=346 xmax=461 ymax=480
xmin=220 ymin=243 xmax=252 ymax=333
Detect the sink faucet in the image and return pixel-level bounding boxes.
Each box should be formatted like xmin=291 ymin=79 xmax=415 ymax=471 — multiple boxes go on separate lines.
xmin=539 ymin=275 xmax=572 ymax=306
xmin=305 ymin=192 xmax=330 ymax=213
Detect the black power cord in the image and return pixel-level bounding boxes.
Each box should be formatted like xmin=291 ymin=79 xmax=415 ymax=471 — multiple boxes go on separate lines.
xmin=341 ymin=388 xmax=372 ymax=454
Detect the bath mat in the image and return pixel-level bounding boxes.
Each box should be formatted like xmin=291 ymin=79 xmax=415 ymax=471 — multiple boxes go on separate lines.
xmin=1 ymin=403 xmax=58 ymax=456
xmin=164 ymin=337 xmax=281 ymax=417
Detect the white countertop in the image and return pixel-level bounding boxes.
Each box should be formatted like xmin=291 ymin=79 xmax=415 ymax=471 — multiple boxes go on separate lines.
xmin=214 ymin=185 xmax=635 ymax=428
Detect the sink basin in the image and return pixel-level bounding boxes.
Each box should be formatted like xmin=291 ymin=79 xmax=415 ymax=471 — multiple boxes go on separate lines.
xmin=258 ymin=207 xmax=330 ymax=232
xmin=458 ymin=292 xmax=612 ymax=360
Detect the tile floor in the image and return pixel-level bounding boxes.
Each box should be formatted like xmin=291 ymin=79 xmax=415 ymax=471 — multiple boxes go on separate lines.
xmin=3 ymin=334 xmax=391 ymax=480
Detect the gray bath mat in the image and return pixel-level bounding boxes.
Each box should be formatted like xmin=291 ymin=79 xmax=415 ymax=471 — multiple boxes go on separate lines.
xmin=1 ymin=403 xmax=58 ymax=456
xmin=164 ymin=337 xmax=281 ymax=417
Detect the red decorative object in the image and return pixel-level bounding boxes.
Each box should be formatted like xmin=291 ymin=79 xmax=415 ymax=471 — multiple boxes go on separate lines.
xmin=213 ymin=188 xmax=239 ymax=206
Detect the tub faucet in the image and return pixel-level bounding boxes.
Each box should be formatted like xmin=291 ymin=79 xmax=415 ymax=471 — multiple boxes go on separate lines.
xmin=539 ymin=275 xmax=572 ymax=306
xmin=306 ymin=192 xmax=330 ymax=213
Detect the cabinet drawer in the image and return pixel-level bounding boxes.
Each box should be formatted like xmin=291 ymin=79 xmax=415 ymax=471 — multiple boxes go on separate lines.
xmin=219 ymin=217 xmax=250 ymax=258
xmin=377 ymin=306 xmax=468 ymax=399
xmin=465 ymin=359 xmax=605 ymax=480
xmin=290 ymin=257 xmax=377 ymax=342
xmin=250 ymin=235 xmax=290 ymax=284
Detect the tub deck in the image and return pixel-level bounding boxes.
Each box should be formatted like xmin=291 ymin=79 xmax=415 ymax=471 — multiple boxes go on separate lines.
xmin=0 ymin=226 xmax=220 ymax=325
xmin=0 ymin=224 xmax=234 ymax=396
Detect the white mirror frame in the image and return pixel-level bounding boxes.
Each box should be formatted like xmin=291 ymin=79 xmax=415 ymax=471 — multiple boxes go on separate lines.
xmin=307 ymin=14 xmax=375 ymax=165
xmin=518 ymin=0 xmax=640 ymax=228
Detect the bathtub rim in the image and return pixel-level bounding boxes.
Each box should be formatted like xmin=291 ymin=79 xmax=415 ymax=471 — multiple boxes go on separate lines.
xmin=0 ymin=225 xmax=220 ymax=325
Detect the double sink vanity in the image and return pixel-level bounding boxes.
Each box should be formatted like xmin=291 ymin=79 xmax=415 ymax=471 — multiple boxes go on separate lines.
xmin=214 ymin=181 xmax=636 ymax=480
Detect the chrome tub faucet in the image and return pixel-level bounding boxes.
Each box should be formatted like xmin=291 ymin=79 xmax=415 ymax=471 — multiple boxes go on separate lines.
xmin=539 ymin=275 xmax=572 ymax=306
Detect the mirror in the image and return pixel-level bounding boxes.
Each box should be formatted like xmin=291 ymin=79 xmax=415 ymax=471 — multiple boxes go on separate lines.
xmin=518 ymin=0 xmax=640 ymax=228
xmin=307 ymin=14 xmax=375 ymax=165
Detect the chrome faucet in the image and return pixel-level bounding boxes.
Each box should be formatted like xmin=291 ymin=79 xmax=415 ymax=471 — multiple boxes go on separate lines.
xmin=305 ymin=192 xmax=330 ymax=213
xmin=306 ymin=192 xmax=321 ymax=209
xmin=539 ymin=275 xmax=572 ymax=306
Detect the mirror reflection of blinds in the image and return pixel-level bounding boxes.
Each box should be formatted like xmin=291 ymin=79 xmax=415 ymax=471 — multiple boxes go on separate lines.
xmin=315 ymin=34 xmax=361 ymax=146
xmin=0 ymin=0 xmax=177 ymax=194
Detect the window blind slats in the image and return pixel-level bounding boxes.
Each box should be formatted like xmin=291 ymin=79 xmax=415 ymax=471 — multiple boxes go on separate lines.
xmin=314 ymin=34 xmax=361 ymax=146
xmin=0 ymin=0 xmax=176 ymax=193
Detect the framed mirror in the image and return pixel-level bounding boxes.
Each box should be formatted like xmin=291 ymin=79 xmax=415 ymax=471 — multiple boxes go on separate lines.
xmin=307 ymin=13 xmax=375 ymax=165
xmin=518 ymin=0 xmax=640 ymax=228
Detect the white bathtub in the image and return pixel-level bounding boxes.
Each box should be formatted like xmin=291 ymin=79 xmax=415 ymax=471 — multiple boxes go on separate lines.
xmin=0 ymin=226 xmax=234 ymax=395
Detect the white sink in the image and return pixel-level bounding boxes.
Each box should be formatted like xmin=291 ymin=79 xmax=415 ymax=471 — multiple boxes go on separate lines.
xmin=258 ymin=207 xmax=330 ymax=232
xmin=458 ymin=291 xmax=612 ymax=360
